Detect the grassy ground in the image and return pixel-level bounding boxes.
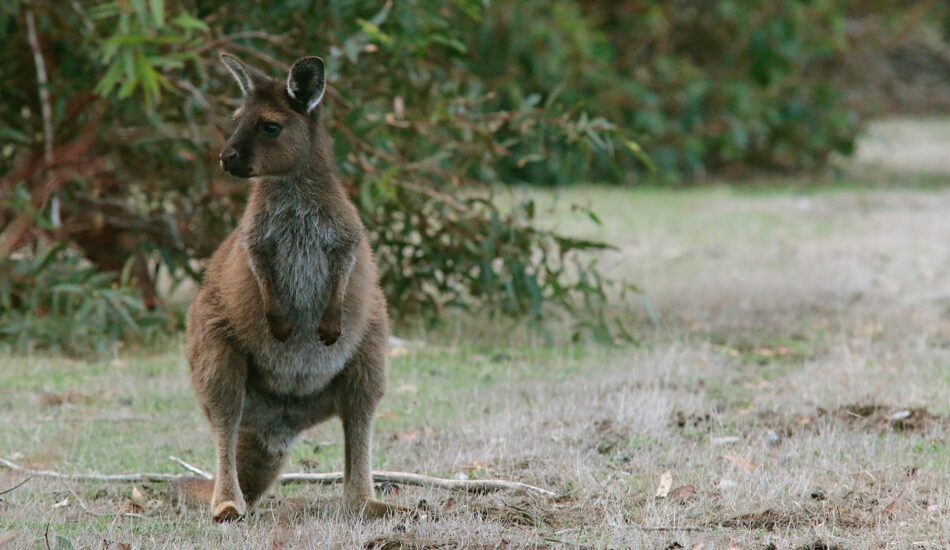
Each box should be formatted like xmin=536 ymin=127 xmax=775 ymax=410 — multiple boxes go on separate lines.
xmin=2 ymin=131 xmax=950 ymax=549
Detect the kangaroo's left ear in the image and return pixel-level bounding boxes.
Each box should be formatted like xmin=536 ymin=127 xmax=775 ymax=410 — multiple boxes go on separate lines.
xmin=286 ymin=57 xmax=326 ymax=113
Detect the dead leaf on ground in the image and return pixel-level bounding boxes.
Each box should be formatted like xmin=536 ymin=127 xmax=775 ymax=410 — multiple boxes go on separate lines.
xmin=118 ymin=501 xmax=145 ymax=515
xmin=722 ymin=455 xmax=756 ymax=473
xmin=118 ymin=499 xmax=145 ymax=515
xmin=655 ymin=470 xmax=673 ymax=498
xmin=669 ymin=485 xmax=697 ymax=502
xmin=883 ymin=488 xmax=905 ymax=517
xmin=389 ymin=430 xmax=420 ymax=444
xmin=0 ymin=532 xmax=17 ymax=548
xmin=39 ymin=391 xmax=89 ymax=407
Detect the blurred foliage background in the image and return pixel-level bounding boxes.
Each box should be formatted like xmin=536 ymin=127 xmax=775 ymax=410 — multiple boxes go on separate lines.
xmin=1 ymin=0 xmax=948 ymax=353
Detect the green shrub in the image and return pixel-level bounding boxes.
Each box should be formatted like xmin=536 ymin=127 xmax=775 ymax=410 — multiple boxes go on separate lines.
xmin=472 ymin=0 xmax=867 ymax=181
xmin=0 ymin=244 xmax=168 ymax=355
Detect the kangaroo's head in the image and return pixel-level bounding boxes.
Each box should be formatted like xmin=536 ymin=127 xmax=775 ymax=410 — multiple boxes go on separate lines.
xmin=218 ymin=52 xmax=326 ymax=178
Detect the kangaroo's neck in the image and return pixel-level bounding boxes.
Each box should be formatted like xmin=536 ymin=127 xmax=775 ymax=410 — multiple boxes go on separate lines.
xmin=246 ymin=129 xmax=343 ymax=218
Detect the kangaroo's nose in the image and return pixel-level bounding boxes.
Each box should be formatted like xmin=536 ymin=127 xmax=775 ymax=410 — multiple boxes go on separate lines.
xmin=220 ymin=147 xmax=239 ymax=162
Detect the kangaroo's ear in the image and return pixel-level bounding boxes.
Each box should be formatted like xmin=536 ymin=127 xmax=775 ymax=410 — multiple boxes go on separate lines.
xmin=219 ymin=52 xmax=268 ymax=96
xmin=286 ymin=57 xmax=326 ymax=113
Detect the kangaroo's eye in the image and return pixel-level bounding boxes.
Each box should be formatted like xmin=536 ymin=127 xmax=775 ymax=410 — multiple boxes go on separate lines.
xmin=260 ymin=121 xmax=282 ymax=136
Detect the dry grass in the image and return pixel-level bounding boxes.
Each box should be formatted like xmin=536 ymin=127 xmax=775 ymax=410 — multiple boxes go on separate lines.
xmin=2 ymin=123 xmax=950 ymax=548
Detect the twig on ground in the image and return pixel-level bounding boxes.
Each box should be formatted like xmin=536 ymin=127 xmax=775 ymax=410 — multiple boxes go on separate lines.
xmin=1 ymin=457 xmax=557 ymax=498
xmin=168 ymin=457 xmax=212 ymax=480
xmin=0 ymin=458 xmax=181 ymax=483
xmin=0 ymin=476 xmax=31 ymax=496
xmin=278 ymin=471 xmax=558 ymax=498
xmin=631 ymin=524 xmax=709 ymax=532
xmin=883 ymin=487 xmax=905 ymax=517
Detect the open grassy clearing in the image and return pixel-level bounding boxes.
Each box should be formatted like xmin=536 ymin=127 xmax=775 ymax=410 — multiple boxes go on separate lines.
xmin=2 ymin=147 xmax=950 ymax=546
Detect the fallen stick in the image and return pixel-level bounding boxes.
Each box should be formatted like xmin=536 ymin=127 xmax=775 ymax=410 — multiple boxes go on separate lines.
xmin=0 ymin=457 xmax=557 ymax=498
xmin=277 ymin=471 xmax=557 ymax=497
xmin=0 ymin=458 xmax=181 ymax=483
xmin=168 ymin=456 xmax=212 ymax=480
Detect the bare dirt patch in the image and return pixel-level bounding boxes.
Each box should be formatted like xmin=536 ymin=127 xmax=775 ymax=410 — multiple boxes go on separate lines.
xmin=821 ymin=404 xmax=946 ymax=433
xmin=717 ymin=505 xmax=869 ymax=531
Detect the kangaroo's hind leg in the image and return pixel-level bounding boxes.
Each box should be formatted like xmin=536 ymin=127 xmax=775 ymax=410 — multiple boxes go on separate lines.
xmin=235 ymin=428 xmax=289 ymax=510
xmin=337 ymin=316 xmax=412 ymax=518
xmin=187 ymin=315 xmax=247 ymax=522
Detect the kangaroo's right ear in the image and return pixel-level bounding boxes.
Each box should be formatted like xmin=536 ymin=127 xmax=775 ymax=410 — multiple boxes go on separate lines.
xmin=219 ymin=52 xmax=268 ymax=96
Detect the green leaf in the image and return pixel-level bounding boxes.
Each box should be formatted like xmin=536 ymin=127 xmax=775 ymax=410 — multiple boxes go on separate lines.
xmin=149 ymin=0 xmax=165 ymax=27
xmin=171 ymin=12 xmax=209 ymax=33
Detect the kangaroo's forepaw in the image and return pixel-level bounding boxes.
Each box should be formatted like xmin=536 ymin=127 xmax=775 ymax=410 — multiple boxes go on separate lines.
xmin=211 ymin=499 xmax=246 ymax=523
xmin=266 ymin=313 xmax=293 ymax=342
xmin=317 ymin=317 xmax=341 ymax=346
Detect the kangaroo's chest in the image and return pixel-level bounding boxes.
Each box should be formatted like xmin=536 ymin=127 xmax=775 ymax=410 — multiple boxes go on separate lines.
xmin=248 ymin=205 xmax=337 ymax=322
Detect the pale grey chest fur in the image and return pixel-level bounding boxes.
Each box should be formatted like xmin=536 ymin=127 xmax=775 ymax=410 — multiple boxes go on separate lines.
xmin=247 ymin=196 xmax=337 ymax=326
xmin=241 ymin=190 xmax=357 ymax=397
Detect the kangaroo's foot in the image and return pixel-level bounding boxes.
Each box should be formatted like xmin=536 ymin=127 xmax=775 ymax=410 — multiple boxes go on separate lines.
xmin=211 ymin=493 xmax=247 ymax=523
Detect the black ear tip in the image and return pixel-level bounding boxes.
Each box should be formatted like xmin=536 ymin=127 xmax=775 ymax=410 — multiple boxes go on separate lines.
xmin=219 ymin=51 xmax=241 ymax=66
xmin=293 ymin=56 xmax=325 ymax=71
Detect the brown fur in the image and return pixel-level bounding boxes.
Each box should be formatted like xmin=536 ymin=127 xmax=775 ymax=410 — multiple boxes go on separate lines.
xmin=184 ymin=53 xmax=403 ymax=522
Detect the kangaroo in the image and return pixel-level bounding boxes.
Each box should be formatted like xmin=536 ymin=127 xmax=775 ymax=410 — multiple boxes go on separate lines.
xmin=183 ymin=52 xmax=402 ymax=522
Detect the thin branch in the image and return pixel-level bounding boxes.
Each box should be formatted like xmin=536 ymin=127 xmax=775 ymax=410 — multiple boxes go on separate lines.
xmin=168 ymin=456 xmax=211 ymax=480
xmin=0 ymin=458 xmax=182 ymax=483
xmin=1 ymin=457 xmax=557 ymax=498
xmin=630 ymin=525 xmax=709 ymax=532
xmin=226 ymin=43 xmax=288 ymax=71
xmin=68 ymin=0 xmax=94 ymax=32
xmin=194 ymin=31 xmax=289 ymax=54
xmin=0 ymin=476 xmax=31 ymax=496
xmin=23 ymin=1 xmax=59 ymax=228
xmin=277 ymin=471 xmax=558 ymax=498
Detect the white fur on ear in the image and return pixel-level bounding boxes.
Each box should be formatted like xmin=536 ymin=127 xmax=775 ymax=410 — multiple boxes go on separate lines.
xmin=287 ymin=57 xmax=326 ymax=113
xmin=286 ymin=80 xmax=325 ymax=113
xmin=220 ymin=52 xmax=255 ymax=96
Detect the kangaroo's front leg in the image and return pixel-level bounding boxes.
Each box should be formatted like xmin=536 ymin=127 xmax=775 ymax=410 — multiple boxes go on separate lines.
xmin=249 ymin=254 xmax=293 ymax=342
xmin=189 ymin=335 xmax=248 ymax=522
xmin=318 ymin=247 xmax=356 ymax=346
